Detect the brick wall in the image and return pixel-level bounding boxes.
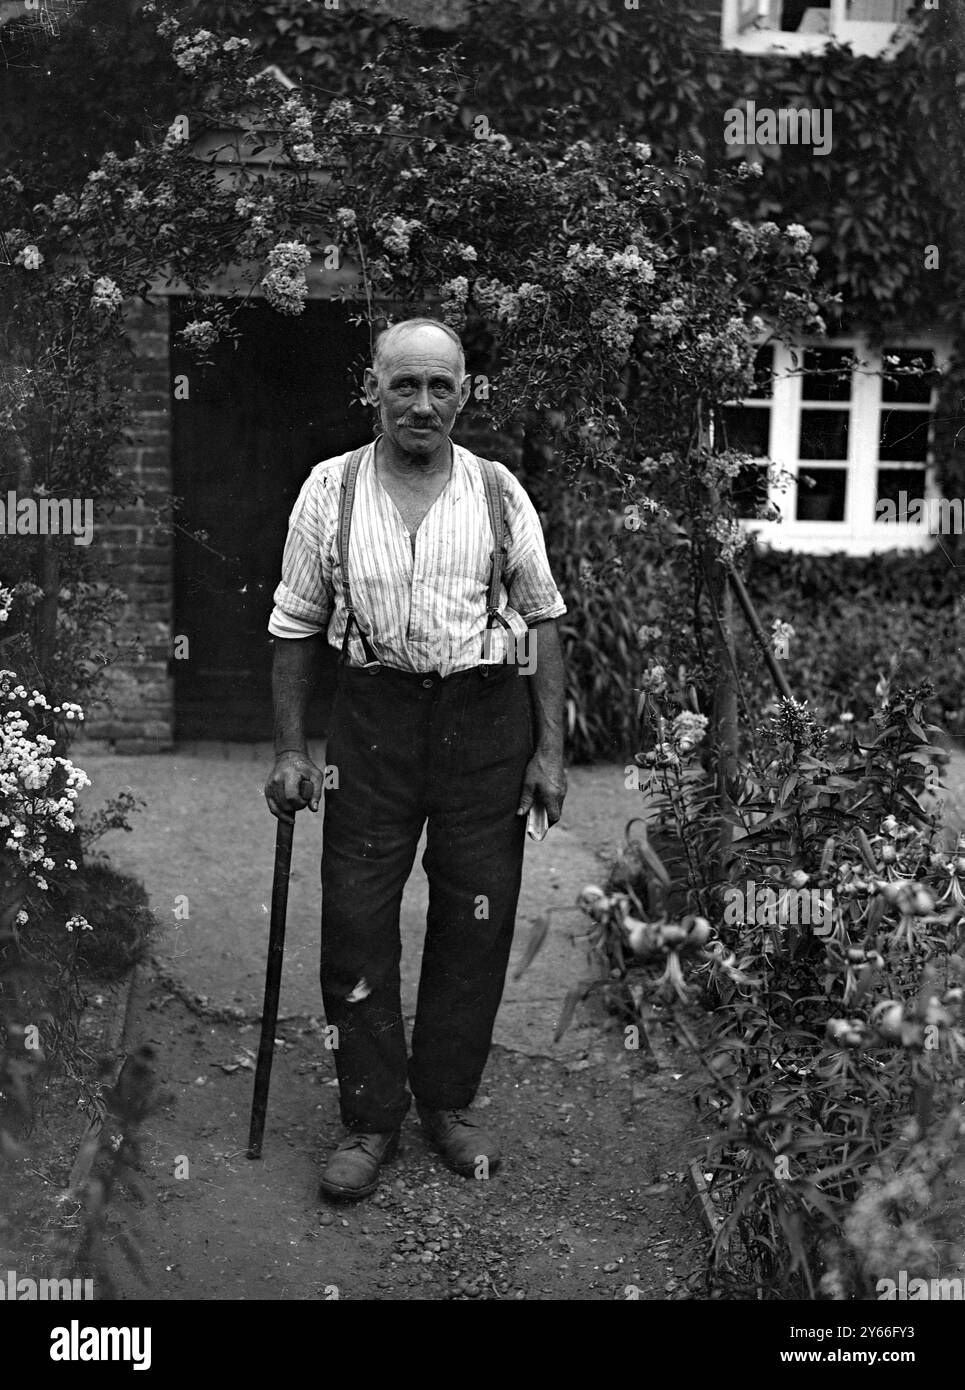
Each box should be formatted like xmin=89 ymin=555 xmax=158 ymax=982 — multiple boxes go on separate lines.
xmin=85 ymin=296 xmax=175 ymax=752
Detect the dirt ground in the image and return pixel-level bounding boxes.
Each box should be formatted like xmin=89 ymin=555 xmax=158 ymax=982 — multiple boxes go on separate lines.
xmin=51 ymin=747 xmax=711 ymax=1301
xmin=103 ymin=982 xmax=709 ymax=1302
xmin=2 ymin=745 xmax=717 ymax=1302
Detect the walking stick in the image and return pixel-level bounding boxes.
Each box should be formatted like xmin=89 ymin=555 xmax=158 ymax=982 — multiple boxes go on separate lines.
xmin=247 ymin=784 xmax=309 ymax=1160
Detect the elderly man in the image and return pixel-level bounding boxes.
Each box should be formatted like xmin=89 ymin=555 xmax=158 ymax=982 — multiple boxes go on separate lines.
xmin=264 ymin=317 xmax=567 ymax=1200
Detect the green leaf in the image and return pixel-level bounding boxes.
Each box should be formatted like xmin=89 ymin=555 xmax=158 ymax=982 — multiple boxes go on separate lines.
xmin=512 ymin=913 xmax=550 ymax=980
xmin=553 ymin=982 xmax=593 ymax=1043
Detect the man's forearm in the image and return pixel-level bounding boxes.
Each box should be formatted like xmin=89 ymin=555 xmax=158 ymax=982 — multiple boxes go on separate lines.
xmin=271 ymin=633 xmax=326 ymax=755
xmin=526 ymin=619 xmax=565 ymax=753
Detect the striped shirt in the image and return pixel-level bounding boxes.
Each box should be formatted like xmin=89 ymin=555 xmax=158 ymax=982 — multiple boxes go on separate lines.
xmin=268 ymin=441 xmax=567 ymax=676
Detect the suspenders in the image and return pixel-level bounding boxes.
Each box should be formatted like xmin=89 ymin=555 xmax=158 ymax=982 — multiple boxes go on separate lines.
xmin=335 ymin=446 xmax=379 ymax=667
xmin=476 ymin=453 xmax=514 ymax=644
xmin=334 ymin=443 xmax=511 ymax=668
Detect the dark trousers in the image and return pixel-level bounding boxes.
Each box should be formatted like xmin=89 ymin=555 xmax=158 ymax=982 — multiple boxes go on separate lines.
xmin=320 ymin=661 xmax=533 ymax=1132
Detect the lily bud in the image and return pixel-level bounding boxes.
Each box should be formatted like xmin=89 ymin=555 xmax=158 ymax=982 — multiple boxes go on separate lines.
xmin=872 ymin=1001 xmax=903 ymax=1040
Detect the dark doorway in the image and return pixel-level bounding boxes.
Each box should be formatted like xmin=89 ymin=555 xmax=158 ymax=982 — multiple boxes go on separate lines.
xmin=171 ymin=298 xmax=372 ymax=740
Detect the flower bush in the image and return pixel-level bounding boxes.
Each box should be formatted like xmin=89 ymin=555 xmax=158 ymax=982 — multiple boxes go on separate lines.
xmin=566 ymin=677 xmax=965 ymax=1298
xmin=0 ymin=642 xmax=92 ymax=1145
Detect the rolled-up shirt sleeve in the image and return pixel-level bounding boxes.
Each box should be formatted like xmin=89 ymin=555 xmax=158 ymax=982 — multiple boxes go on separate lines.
xmin=268 ymin=467 xmax=334 ymax=638
xmin=498 ymin=468 xmax=567 ymax=625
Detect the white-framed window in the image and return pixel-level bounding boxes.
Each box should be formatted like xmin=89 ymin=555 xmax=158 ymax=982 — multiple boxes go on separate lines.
xmin=721 ymin=334 xmax=951 ymax=555
xmin=721 ymin=0 xmax=915 ymax=57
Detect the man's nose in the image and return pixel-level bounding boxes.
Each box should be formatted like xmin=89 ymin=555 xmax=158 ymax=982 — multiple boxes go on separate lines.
xmin=411 ymin=385 xmax=433 ymax=413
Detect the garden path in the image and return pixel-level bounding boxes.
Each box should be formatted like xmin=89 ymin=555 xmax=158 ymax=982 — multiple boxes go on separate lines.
xmin=75 ymin=743 xmax=709 ymax=1300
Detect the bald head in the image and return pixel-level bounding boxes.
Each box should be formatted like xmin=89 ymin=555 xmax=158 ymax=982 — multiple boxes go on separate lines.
xmin=363 ymin=316 xmax=471 ymax=464
xmin=372 ymin=318 xmax=466 ymax=381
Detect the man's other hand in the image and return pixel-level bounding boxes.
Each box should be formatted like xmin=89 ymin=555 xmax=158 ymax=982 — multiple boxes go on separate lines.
xmin=265 ymin=752 xmax=325 ymax=822
xmin=516 ymin=748 xmax=567 ymax=827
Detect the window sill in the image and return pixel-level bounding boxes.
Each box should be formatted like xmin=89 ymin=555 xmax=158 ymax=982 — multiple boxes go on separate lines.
xmin=721 ymin=22 xmax=908 ymax=59
xmin=745 ymin=520 xmax=939 ymax=557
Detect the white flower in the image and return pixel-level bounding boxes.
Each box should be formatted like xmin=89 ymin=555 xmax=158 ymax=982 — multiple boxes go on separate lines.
xmin=15 ymin=244 xmax=43 ymax=270
xmin=162 ymin=119 xmax=190 ymax=151
xmin=261 ymin=240 xmax=311 ymax=315
xmin=171 ymin=29 xmax=218 ymax=75
xmin=90 ymin=276 xmax=123 ymax=314
xmin=180 ymin=319 xmax=218 ymax=353
xmin=671 ymin=711 xmax=709 ymax=754
xmin=607 ymin=246 xmax=655 ymax=282
xmin=379 ymin=215 xmax=421 ymax=258
xmin=640 ymin=664 xmax=667 ymax=694
xmin=785 ymin=222 xmax=813 ymax=252
xmin=335 ymin=207 xmax=357 ymax=231
xmin=440 ymin=276 xmax=469 ymax=305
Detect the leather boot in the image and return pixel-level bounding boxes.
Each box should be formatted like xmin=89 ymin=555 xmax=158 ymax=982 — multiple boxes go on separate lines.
xmin=417 ymin=1105 xmax=501 ymax=1177
xmin=318 ymin=1129 xmax=400 ymax=1201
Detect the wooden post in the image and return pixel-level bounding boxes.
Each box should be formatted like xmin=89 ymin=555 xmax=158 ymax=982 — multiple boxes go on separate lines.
xmin=711 ymin=554 xmax=739 ymax=859
xmin=696 ymin=398 xmax=739 ymax=861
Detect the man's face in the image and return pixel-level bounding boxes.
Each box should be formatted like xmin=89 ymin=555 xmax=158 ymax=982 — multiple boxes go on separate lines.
xmin=364 ymin=328 xmax=470 ymax=460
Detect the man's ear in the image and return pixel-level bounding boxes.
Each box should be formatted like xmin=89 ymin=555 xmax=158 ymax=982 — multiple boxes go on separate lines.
xmin=456 ymin=373 xmax=472 ymax=412
xmin=363 ymin=367 xmax=380 ymax=406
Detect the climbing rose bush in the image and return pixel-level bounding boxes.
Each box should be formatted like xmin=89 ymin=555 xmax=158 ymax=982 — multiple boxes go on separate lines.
xmin=0 ymin=664 xmax=88 ymax=918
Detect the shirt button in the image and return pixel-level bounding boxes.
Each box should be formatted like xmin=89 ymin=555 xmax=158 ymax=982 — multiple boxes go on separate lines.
xmin=422 ymin=678 xmax=434 ymax=689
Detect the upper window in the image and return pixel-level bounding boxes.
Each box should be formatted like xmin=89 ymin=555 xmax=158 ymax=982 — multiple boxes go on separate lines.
xmin=721 ymin=0 xmax=915 ymax=57
xmin=722 ymin=336 xmax=949 ymax=556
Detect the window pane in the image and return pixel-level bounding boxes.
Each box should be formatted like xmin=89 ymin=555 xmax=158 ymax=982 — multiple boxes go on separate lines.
xmin=771 ymin=1 xmax=831 ymax=31
xmin=878 ymin=409 xmax=931 ymax=462
xmin=720 ymin=405 xmax=770 ymax=455
xmin=845 ymin=1 xmax=910 ymax=22
xmin=799 ymin=408 xmax=849 ymax=460
xmin=796 ymin=467 xmax=846 ymax=522
xmin=875 ymin=468 xmax=927 ymax=519
xmin=734 ymin=464 xmax=770 ymax=519
xmin=881 ymin=349 xmax=937 ymax=404
xmin=746 ymin=344 xmax=775 ymax=399
xmin=801 ymin=348 xmax=854 ymax=401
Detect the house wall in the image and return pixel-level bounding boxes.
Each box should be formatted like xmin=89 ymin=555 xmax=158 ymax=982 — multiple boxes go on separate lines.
xmin=86 ymin=297 xmax=175 ymax=750
xmin=79 ymin=0 xmax=953 ymax=749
